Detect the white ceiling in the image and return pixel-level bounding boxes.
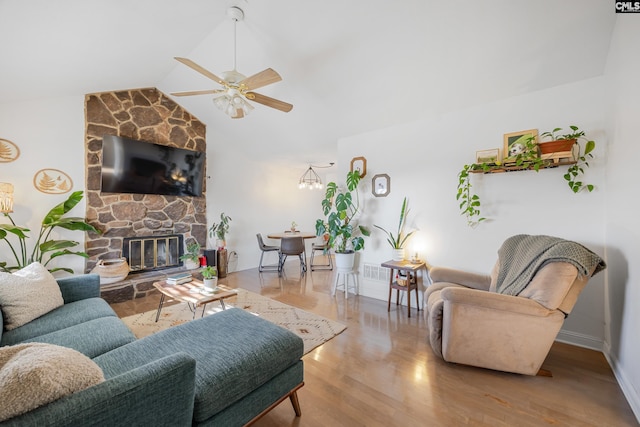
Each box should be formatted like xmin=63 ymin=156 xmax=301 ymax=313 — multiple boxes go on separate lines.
xmin=0 ymin=0 xmax=616 ymax=167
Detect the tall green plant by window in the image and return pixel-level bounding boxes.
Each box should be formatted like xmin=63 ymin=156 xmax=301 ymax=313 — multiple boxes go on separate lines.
xmin=0 ymin=191 xmax=100 ymax=274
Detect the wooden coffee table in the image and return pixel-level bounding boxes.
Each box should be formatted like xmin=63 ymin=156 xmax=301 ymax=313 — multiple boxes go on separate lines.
xmin=153 ymin=280 xmax=238 ymax=322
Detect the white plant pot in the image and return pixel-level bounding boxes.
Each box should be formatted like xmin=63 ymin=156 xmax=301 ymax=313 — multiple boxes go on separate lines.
xmin=392 ymin=248 xmax=405 ymax=261
xmin=203 ymin=277 xmax=218 ymax=292
xmin=335 ymin=252 xmax=356 ymax=272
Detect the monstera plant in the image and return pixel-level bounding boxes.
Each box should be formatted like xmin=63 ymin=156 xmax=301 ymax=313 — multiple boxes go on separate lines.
xmin=0 ymin=191 xmax=100 ymax=274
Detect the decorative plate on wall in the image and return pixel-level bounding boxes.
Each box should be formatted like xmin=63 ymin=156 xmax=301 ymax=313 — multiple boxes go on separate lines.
xmin=350 ymin=156 xmax=367 ymax=178
xmin=33 ymin=169 xmax=73 ymax=194
xmin=0 ymin=138 xmax=20 ymax=163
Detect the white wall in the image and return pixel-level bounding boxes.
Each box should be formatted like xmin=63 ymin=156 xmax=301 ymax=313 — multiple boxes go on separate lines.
xmin=338 ymin=77 xmax=608 ymax=348
xmin=603 ymin=15 xmax=640 ymax=420
xmin=0 ymin=96 xmax=87 ymax=275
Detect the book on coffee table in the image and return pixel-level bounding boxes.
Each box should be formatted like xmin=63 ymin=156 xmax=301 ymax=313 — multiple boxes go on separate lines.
xmin=166 ymin=273 xmax=192 ymax=285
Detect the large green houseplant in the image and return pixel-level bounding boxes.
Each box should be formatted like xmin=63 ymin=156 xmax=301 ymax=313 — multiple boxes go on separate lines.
xmin=315 ymin=170 xmax=370 ymax=268
xmin=374 ymin=196 xmax=415 ymax=260
xmin=0 ymin=191 xmax=100 ymax=274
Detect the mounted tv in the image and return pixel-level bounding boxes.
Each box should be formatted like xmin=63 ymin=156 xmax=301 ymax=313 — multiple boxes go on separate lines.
xmin=101 ymin=135 xmax=205 ymax=197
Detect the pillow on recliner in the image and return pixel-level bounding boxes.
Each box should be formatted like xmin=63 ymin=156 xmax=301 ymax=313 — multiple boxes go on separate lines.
xmin=0 ymin=343 xmax=105 ymax=421
xmin=0 ymin=262 xmax=64 ymax=330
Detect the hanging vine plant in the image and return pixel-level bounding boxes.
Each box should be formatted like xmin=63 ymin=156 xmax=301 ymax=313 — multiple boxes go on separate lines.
xmin=456 ymin=164 xmax=486 ymax=227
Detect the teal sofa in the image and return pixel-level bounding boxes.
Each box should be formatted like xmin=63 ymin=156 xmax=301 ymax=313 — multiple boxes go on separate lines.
xmin=0 ymin=274 xmax=304 ymax=426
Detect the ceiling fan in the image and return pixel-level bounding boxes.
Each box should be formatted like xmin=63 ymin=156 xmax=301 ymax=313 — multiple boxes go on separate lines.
xmin=171 ymin=6 xmax=293 ymax=119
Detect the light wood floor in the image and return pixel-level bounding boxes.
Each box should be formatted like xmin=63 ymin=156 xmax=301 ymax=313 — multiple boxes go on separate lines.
xmin=110 ymin=261 xmax=638 ymax=427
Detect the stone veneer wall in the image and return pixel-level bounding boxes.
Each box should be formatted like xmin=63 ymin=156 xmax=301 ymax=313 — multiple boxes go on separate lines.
xmin=84 ymin=88 xmax=207 ymax=299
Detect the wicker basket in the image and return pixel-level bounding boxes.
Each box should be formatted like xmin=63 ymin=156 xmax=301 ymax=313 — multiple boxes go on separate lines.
xmin=91 ymin=258 xmax=130 ymax=284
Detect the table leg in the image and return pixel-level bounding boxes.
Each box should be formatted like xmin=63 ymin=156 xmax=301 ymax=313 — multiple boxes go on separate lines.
xmin=408 ymin=277 xmax=412 ymax=318
xmin=155 ymin=293 xmax=165 ymax=322
xmin=201 ymin=304 xmax=207 ymax=318
xmin=387 ymin=268 xmax=394 ymax=312
xmin=220 ymin=299 xmax=226 ymax=310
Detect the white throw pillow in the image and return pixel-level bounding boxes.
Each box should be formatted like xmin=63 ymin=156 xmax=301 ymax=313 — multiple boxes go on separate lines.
xmin=0 ymin=262 xmax=64 ymax=330
xmin=0 ymin=343 xmax=105 ymax=421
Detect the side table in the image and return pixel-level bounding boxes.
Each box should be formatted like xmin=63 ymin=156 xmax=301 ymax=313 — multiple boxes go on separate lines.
xmin=381 ymin=259 xmax=426 ymax=318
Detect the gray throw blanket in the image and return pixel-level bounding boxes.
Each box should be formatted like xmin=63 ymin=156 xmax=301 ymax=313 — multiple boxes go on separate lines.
xmin=495 ymin=234 xmax=606 ymax=296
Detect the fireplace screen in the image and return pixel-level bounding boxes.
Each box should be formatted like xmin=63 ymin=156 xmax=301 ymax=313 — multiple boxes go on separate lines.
xmin=123 ymin=234 xmax=183 ymax=273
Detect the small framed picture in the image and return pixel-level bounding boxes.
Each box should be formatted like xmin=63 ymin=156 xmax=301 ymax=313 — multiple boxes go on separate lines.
xmin=350 ymin=156 xmax=367 ymax=178
xmin=475 ymin=148 xmax=500 ymax=164
xmin=372 ymin=173 xmax=390 ymax=197
xmin=503 ymin=129 xmax=538 ymax=160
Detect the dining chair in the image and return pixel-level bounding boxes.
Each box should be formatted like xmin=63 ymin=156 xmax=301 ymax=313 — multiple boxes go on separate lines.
xmin=310 ymin=238 xmax=333 ymax=271
xmin=256 ymin=234 xmax=280 ymax=272
xmin=279 ymin=236 xmax=307 ymax=274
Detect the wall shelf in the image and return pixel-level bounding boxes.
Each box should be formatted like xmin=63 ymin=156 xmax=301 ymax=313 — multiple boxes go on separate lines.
xmin=468 ymin=159 xmax=576 ymax=174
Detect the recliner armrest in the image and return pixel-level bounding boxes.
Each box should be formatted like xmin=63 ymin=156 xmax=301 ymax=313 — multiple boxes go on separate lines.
xmin=441 ymin=287 xmax=555 ymax=317
xmin=56 ymin=274 xmax=100 ymax=303
xmin=429 ymin=267 xmax=491 ymax=291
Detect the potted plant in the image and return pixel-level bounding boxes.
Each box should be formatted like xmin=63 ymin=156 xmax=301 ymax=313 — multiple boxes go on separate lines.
xmin=209 ymin=212 xmax=232 ymax=249
xmin=539 ymin=125 xmax=596 ymax=193
xmin=201 ymin=265 xmax=218 ymax=292
xmin=315 ymin=170 xmax=371 ymax=271
xmin=0 ymin=191 xmax=100 ymax=274
xmin=374 ymin=197 xmax=415 ymax=261
xmin=179 ymin=240 xmax=201 ymax=269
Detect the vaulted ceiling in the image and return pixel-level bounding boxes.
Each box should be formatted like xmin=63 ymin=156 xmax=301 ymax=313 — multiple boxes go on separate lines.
xmin=0 ymin=0 xmax=616 ymax=166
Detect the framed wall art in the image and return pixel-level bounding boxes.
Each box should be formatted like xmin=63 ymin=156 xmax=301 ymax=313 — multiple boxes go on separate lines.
xmin=372 ymin=173 xmax=390 ymax=197
xmin=33 ymin=169 xmax=73 ymax=194
xmin=503 ymin=129 xmax=538 ymax=160
xmin=0 ymin=138 xmax=20 ymax=163
xmin=475 ymin=148 xmax=500 ymax=164
xmin=350 ymin=156 xmax=367 ymax=178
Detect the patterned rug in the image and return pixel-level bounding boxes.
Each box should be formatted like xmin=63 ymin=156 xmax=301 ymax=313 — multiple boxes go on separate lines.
xmin=121 ymin=288 xmax=346 ymax=355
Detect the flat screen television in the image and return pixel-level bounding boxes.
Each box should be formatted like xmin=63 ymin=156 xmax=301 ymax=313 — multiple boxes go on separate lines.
xmin=101 ymin=135 xmax=205 ymax=197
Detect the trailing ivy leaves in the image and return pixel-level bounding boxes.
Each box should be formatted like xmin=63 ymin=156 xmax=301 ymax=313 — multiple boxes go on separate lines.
xmin=565 ymin=139 xmax=595 ymax=193
xmin=457 ymin=164 xmax=485 ymax=227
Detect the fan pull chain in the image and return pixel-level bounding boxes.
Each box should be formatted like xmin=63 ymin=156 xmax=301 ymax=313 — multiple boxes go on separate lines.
xmin=233 ymin=18 xmax=237 ymax=71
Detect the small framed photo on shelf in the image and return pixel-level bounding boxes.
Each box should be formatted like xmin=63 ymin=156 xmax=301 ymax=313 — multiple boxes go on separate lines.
xmin=372 ymin=173 xmax=390 ymax=197
xmin=475 ymin=148 xmax=500 ymax=164
xmin=503 ymin=129 xmax=538 ymax=161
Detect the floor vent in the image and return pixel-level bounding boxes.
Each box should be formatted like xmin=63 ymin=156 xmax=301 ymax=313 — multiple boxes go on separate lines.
xmin=363 ymin=263 xmax=391 ymax=282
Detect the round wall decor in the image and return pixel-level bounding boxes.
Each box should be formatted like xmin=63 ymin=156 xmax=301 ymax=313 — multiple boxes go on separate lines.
xmin=33 ymin=169 xmax=73 ymax=194
xmin=0 ymin=138 xmax=20 ymax=163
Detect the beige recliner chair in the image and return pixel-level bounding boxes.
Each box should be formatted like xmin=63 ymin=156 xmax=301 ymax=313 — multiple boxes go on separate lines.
xmin=425 ymin=234 xmax=606 ymax=375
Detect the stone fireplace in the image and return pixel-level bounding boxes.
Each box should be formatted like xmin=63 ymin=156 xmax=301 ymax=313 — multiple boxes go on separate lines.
xmin=84 ymin=87 xmax=207 ymax=302
xmin=123 ymin=234 xmax=183 ymax=273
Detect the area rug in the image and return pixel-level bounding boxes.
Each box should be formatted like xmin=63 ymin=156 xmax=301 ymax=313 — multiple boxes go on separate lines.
xmin=121 ymin=288 xmax=346 ymax=355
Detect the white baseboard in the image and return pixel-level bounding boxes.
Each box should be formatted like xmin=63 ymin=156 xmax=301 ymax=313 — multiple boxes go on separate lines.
xmin=555 ymin=329 xmax=603 ymax=351
xmin=603 ymin=342 xmax=640 ymax=423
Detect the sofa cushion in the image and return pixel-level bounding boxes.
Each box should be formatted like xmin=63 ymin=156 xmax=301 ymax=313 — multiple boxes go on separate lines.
xmin=22 ymin=316 xmax=137 ymax=358
xmin=0 ymin=262 xmax=64 ymax=330
xmin=1 ymin=297 xmax=117 ymax=346
xmin=94 ymin=308 xmax=303 ymax=423
xmin=0 ymin=343 xmax=104 ymax=422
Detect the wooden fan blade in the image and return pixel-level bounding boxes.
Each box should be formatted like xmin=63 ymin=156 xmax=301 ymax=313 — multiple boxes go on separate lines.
xmin=239 ymin=68 xmax=282 ymax=91
xmin=171 ymin=89 xmax=224 ymax=97
xmin=246 ymin=92 xmax=293 ymax=113
xmin=174 ymin=57 xmax=225 ymax=85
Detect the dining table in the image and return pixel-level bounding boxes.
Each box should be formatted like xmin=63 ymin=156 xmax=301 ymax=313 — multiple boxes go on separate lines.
xmin=266 ymin=231 xmax=317 ymax=239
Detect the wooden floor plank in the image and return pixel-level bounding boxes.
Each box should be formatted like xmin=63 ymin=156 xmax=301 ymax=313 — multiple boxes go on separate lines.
xmin=110 ymin=263 xmax=638 ymax=427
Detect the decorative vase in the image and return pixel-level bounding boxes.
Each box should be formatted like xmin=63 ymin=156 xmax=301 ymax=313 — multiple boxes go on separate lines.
xmin=392 ymin=248 xmax=405 ymax=261
xmin=91 ymin=257 xmax=130 ymax=284
xmin=539 ymin=139 xmax=576 ymax=154
xmin=335 ymin=252 xmax=356 ymax=272
xmin=184 ymin=259 xmax=199 ymax=270
xmin=203 ymin=277 xmax=218 ymax=292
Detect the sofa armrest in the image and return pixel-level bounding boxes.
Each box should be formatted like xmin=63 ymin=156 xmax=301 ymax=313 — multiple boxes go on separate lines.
xmin=1 ymin=353 xmax=196 ymax=427
xmin=429 ymin=266 xmax=491 ymax=291
xmin=56 ymin=274 xmax=100 ymax=304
